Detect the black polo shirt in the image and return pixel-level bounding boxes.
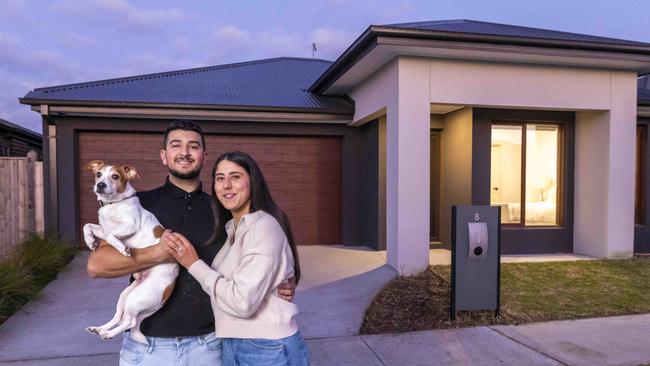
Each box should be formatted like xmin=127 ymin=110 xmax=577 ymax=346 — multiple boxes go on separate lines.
xmin=135 ymin=177 xmax=223 ymax=337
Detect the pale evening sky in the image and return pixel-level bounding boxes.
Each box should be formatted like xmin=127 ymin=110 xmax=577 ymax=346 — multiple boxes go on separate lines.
xmin=1 ymin=0 xmax=649 ymax=133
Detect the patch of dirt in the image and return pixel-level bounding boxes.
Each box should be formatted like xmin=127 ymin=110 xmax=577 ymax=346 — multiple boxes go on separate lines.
xmin=360 ymin=268 xmax=503 ymax=334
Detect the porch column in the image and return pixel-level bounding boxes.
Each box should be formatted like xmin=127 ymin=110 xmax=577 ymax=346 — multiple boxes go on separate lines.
xmin=385 ymin=58 xmax=431 ymax=274
xmin=574 ymin=71 xmax=637 ymax=258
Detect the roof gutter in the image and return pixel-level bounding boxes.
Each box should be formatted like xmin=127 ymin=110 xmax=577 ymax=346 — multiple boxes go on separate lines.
xmin=27 ymin=104 xmax=353 ymax=124
xmin=19 ymin=98 xmax=353 ymax=115
xmin=309 ymin=26 xmax=650 ymax=94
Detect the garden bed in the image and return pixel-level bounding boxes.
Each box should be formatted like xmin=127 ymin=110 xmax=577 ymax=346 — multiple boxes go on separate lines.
xmin=361 ymin=258 xmax=650 ymax=334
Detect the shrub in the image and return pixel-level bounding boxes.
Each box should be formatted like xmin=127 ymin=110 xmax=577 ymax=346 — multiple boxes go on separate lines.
xmin=0 ymin=233 xmax=76 ymax=325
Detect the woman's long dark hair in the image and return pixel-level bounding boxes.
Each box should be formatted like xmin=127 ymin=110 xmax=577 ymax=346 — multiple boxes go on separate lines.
xmin=210 ymin=151 xmax=301 ymax=283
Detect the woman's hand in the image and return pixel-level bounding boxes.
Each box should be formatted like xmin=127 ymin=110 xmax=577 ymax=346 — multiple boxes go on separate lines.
xmin=162 ymin=231 xmax=200 ymax=269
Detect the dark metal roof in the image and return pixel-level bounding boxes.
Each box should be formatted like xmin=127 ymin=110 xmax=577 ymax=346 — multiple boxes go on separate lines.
xmin=21 ymin=57 xmax=353 ymax=114
xmin=639 ymin=75 xmax=650 ymax=106
xmin=382 ymin=19 xmax=650 ymax=47
xmin=0 ymin=118 xmax=42 ymax=140
xmin=310 ymin=19 xmax=650 ymax=93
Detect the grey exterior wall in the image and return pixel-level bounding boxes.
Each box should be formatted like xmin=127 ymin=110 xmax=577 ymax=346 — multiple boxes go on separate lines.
xmin=635 ymin=118 xmax=650 ymax=253
xmin=438 ymin=108 xmax=473 ymax=248
xmin=472 ymin=109 xmax=575 ymax=254
xmin=43 ymin=116 xmax=378 ymax=248
xmin=343 ymin=121 xmax=379 ymax=248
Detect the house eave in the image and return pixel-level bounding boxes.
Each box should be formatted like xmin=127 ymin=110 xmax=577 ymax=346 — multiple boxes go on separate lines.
xmin=310 ymin=26 xmax=650 ymax=95
xmin=20 ymin=98 xmax=352 ymax=115
xmin=27 ymin=103 xmax=354 ymax=124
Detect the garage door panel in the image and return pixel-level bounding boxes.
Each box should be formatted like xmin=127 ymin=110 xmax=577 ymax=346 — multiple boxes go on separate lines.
xmin=78 ymin=132 xmax=341 ymax=247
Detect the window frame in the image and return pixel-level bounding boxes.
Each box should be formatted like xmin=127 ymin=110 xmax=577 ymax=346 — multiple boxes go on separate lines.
xmin=491 ymin=121 xmax=565 ymax=228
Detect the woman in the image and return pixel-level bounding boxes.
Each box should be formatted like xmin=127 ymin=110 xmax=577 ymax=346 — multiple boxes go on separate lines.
xmin=163 ymin=151 xmax=309 ymax=366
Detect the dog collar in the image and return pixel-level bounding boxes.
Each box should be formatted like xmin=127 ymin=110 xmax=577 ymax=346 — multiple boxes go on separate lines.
xmin=99 ymin=194 xmax=136 ymax=207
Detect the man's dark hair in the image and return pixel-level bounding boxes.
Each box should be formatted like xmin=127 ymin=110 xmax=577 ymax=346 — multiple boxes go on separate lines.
xmin=162 ymin=120 xmax=206 ymax=149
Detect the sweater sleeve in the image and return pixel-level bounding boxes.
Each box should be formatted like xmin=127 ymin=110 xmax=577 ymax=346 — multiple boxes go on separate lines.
xmin=188 ymin=216 xmax=286 ymax=319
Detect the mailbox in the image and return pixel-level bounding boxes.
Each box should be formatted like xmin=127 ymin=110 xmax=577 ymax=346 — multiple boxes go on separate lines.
xmin=451 ymin=205 xmax=500 ymax=320
xmin=468 ymin=222 xmax=488 ymax=259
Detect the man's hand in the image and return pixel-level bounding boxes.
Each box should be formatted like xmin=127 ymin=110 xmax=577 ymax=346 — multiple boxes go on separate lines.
xmin=86 ymin=238 xmax=173 ymax=278
xmin=157 ymin=231 xmax=179 ymax=263
xmin=278 ymin=276 xmax=296 ymax=302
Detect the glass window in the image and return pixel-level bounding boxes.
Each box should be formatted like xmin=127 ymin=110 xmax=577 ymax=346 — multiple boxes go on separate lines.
xmin=491 ymin=125 xmax=522 ymax=224
xmin=491 ymin=123 xmax=561 ymax=226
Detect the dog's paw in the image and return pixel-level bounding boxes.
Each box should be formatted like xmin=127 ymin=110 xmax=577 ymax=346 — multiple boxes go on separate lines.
xmin=86 ymin=326 xmax=99 ymax=335
xmin=83 ymin=229 xmax=97 ymax=250
xmin=119 ymin=247 xmax=131 ymax=257
xmin=99 ymin=331 xmax=114 ymax=340
xmin=85 ymin=240 xmax=98 ymax=251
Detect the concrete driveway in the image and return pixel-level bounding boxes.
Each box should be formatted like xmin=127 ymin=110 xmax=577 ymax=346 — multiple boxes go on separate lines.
xmin=3 ymin=247 xmax=650 ymax=365
xmin=0 ymin=245 xmax=396 ymax=364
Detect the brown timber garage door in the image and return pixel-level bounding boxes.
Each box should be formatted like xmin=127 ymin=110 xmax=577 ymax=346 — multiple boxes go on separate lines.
xmin=78 ymin=132 xmax=341 ymax=247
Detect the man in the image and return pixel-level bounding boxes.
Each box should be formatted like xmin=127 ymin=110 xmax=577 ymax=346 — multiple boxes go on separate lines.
xmin=87 ymin=120 xmax=295 ymax=366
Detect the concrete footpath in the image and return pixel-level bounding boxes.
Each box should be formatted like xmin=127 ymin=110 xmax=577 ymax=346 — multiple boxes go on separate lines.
xmin=1 ymin=249 xmax=650 ymax=365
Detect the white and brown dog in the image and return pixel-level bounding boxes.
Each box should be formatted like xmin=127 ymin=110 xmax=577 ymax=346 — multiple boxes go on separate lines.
xmin=83 ymin=160 xmax=179 ymax=344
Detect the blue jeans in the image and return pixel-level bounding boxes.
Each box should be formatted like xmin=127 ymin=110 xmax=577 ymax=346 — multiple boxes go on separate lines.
xmin=119 ymin=331 xmax=222 ymax=366
xmin=222 ymin=331 xmax=309 ymax=366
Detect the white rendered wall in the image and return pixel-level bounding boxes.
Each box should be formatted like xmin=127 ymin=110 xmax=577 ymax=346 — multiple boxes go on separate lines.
xmin=350 ymin=60 xmax=398 ymax=123
xmin=385 ymin=58 xmax=431 ymax=274
xmin=606 ymin=72 xmax=637 ymax=258
xmin=428 ymin=59 xmax=612 ymax=110
xmin=350 ymin=57 xmax=432 ymax=274
xmin=574 ymin=72 xmax=637 ymax=258
xmin=349 ymin=56 xmax=638 ymax=270
xmin=574 ymin=111 xmax=610 ymax=256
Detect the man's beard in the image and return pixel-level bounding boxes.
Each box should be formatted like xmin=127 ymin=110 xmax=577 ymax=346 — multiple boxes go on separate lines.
xmin=169 ymin=165 xmax=201 ymax=180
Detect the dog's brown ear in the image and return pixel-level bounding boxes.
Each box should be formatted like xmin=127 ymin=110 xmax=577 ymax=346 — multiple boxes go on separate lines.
xmin=122 ymin=165 xmax=140 ymax=180
xmin=84 ymin=160 xmax=104 ymax=174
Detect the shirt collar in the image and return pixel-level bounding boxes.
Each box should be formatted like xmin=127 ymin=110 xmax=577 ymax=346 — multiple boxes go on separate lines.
xmin=225 ymin=210 xmax=265 ymax=234
xmin=162 ymin=177 xmax=205 ymax=200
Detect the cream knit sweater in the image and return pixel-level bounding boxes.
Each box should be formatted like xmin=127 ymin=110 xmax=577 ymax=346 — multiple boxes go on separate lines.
xmin=188 ymin=210 xmax=298 ymax=339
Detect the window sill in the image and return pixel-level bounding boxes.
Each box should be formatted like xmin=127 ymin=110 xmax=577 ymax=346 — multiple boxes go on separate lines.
xmin=501 ymin=225 xmax=565 ymax=229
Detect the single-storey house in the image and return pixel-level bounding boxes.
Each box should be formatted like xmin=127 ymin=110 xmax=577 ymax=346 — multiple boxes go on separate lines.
xmin=0 ymin=118 xmax=42 ymax=159
xmin=20 ymin=20 xmax=650 ymax=274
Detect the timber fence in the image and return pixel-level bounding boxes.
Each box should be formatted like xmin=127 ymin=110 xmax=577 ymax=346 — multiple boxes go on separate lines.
xmin=0 ymin=151 xmax=44 ymax=258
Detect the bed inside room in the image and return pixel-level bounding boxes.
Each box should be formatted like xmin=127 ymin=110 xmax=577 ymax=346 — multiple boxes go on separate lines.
xmin=490 ymin=124 xmax=559 ymax=226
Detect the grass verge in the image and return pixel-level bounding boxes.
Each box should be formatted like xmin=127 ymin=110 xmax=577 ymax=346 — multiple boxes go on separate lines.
xmin=0 ymin=233 xmax=76 ymax=326
xmin=361 ymin=258 xmax=650 ymax=334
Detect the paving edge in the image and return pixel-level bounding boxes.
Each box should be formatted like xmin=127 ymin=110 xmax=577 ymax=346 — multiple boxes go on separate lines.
xmin=0 ymin=352 xmax=119 ymax=363
xmin=488 ymin=325 xmax=570 ymax=366
xmin=359 ymin=335 xmax=387 ymax=366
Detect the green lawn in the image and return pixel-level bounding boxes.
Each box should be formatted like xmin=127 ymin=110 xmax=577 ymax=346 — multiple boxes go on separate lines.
xmin=361 ymin=258 xmax=650 ymax=334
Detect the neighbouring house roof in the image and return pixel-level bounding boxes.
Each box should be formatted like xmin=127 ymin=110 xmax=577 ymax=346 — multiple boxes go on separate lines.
xmin=309 ymin=19 xmax=650 ymax=94
xmin=20 ymin=57 xmax=353 ymax=114
xmin=640 ymin=88 xmax=650 ymax=106
xmin=0 ymin=118 xmax=42 ymax=141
